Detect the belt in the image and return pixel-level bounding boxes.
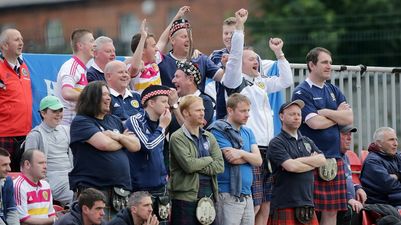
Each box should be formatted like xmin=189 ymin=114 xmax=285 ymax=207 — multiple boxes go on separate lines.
xmin=238 ymin=193 xmax=251 ymax=202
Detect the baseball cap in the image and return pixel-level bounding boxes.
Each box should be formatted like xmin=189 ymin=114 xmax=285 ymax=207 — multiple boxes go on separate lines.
xmin=340 ymin=125 xmax=357 ymax=133
xmin=39 ymin=96 xmax=64 ymax=111
xmin=279 ymin=100 xmax=305 ymax=114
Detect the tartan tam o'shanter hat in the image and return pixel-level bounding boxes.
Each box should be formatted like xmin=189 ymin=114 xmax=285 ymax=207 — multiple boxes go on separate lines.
xmin=169 ymin=19 xmax=191 ymax=37
xmin=176 ymin=61 xmax=202 ymax=85
xmin=141 ymin=85 xmax=171 ymax=105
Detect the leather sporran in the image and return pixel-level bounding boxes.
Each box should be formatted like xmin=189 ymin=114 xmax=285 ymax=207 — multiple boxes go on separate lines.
xmin=112 ymin=187 xmax=130 ymax=211
xmin=295 ymin=206 xmax=315 ymax=224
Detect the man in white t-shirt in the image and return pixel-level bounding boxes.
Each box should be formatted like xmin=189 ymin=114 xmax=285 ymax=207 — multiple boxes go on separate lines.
xmin=55 ymin=29 xmax=95 ymax=125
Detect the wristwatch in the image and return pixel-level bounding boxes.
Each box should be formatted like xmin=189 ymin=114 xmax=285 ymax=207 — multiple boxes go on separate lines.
xmin=170 ymin=103 xmax=179 ymax=110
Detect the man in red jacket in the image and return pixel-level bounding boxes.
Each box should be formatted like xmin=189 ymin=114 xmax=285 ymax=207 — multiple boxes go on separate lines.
xmin=0 ymin=28 xmax=32 ymax=172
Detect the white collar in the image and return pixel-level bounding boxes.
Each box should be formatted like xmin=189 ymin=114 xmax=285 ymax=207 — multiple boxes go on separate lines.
xmin=92 ymin=62 xmax=103 ymax=73
xmin=306 ymin=78 xmax=325 ymax=89
xmin=109 ymin=87 xmax=133 ymax=99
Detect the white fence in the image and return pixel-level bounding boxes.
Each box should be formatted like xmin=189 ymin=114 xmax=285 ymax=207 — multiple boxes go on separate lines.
xmin=285 ymin=64 xmax=401 ymax=156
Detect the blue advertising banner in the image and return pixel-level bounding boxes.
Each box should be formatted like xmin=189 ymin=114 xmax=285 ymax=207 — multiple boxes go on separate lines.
xmin=24 ymin=53 xmax=125 ymax=127
xmin=24 ymin=53 xmax=283 ymax=131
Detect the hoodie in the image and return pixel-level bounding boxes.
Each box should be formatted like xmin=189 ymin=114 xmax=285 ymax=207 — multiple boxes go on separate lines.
xmin=54 ymin=202 xmax=107 ymax=225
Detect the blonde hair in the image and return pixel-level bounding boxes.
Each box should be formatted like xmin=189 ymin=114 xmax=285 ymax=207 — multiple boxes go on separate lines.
xmin=179 ymin=95 xmax=202 ymax=115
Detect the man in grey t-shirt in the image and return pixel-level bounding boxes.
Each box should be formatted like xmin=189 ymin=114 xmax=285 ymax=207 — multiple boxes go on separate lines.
xmin=25 ymin=95 xmax=73 ymax=206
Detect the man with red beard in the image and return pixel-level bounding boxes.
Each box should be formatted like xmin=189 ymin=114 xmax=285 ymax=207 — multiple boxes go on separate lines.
xmin=169 ymin=95 xmax=224 ymax=225
xmin=69 ymin=81 xmax=141 ymax=220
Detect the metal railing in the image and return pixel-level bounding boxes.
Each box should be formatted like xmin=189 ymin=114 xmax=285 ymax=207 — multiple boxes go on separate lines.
xmin=285 ymin=64 xmax=401 ymax=156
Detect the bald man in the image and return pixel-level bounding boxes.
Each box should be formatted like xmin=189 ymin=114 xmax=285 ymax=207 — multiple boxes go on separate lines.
xmin=0 ymin=28 xmax=32 ymax=172
xmin=105 ymin=60 xmax=143 ymax=122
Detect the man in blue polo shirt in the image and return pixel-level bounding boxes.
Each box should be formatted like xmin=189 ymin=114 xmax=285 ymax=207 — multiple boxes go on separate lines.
xmin=292 ymin=47 xmax=353 ymax=225
xmin=209 ymin=93 xmax=262 ymax=225
xmin=125 ymin=85 xmax=171 ymax=224
xmin=105 ymin=60 xmax=142 ymax=122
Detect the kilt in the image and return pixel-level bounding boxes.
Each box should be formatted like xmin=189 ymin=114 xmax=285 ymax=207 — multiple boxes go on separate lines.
xmin=0 ymin=136 xmax=25 ymax=172
xmin=269 ymin=208 xmax=319 ymax=225
xmin=314 ymin=158 xmax=348 ymax=211
xmin=171 ymin=199 xmax=216 ymax=225
xmin=252 ymin=146 xmax=272 ymax=206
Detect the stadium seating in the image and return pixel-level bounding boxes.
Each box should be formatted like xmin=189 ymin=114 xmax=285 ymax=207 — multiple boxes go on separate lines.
xmin=346 ymin=150 xmax=362 ymax=184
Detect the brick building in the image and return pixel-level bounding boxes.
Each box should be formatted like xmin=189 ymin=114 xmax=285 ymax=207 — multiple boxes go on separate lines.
xmin=0 ymin=0 xmax=251 ymax=55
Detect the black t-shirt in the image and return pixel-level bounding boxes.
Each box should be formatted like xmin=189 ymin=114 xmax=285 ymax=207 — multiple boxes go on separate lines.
xmin=267 ymin=130 xmax=321 ymax=209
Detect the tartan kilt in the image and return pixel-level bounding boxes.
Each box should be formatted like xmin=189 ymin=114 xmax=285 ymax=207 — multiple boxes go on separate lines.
xmin=251 ymin=146 xmax=273 ymax=206
xmin=171 ymin=199 xmax=216 ymax=225
xmin=314 ymin=158 xmax=348 ymax=211
xmin=269 ymin=208 xmax=319 ymax=225
xmin=251 ymin=165 xmax=273 ymax=206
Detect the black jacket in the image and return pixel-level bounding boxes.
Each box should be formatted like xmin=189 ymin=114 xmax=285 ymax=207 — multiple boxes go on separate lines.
xmin=107 ymin=208 xmax=134 ymax=225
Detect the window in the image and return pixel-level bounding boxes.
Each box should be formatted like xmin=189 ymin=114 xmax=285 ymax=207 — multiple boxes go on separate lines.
xmin=46 ymin=20 xmax=64 ymax=48
xmin=119 ymin=14 xmax=140 ymax=43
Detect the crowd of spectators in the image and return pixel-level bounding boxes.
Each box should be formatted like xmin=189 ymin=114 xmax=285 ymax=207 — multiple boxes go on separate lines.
xmin=0 ymin=6 xmax=399 ymax=225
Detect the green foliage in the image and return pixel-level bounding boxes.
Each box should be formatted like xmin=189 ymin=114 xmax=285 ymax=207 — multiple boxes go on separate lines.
xmin=248 ymin=0 xmax=401 ymax=66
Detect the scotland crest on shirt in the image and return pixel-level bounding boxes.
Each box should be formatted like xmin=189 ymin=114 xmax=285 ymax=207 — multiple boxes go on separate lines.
xmin=303 ymin=141 xmax=312 ymax=153
xmin=330 ymin=92 xmax=336 ymax=102
xmin=256 ymin=82 xmax=265 ymax=90
xmin=203 ymin=140 xmax=210 ymax=151
xmin=131 ymin=100 xmax=139 ymax=108
xmin=22 ymin=68 xmax=28 ymax=77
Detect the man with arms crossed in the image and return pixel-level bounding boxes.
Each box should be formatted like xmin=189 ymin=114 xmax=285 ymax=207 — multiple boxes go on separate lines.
xmin=292 ymin=47 xmax=353 ymax=225
xmin=268 ymin=100 xmax=326 ymax=225
xmin=209 ymin=93 xmax=262 ymax=225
